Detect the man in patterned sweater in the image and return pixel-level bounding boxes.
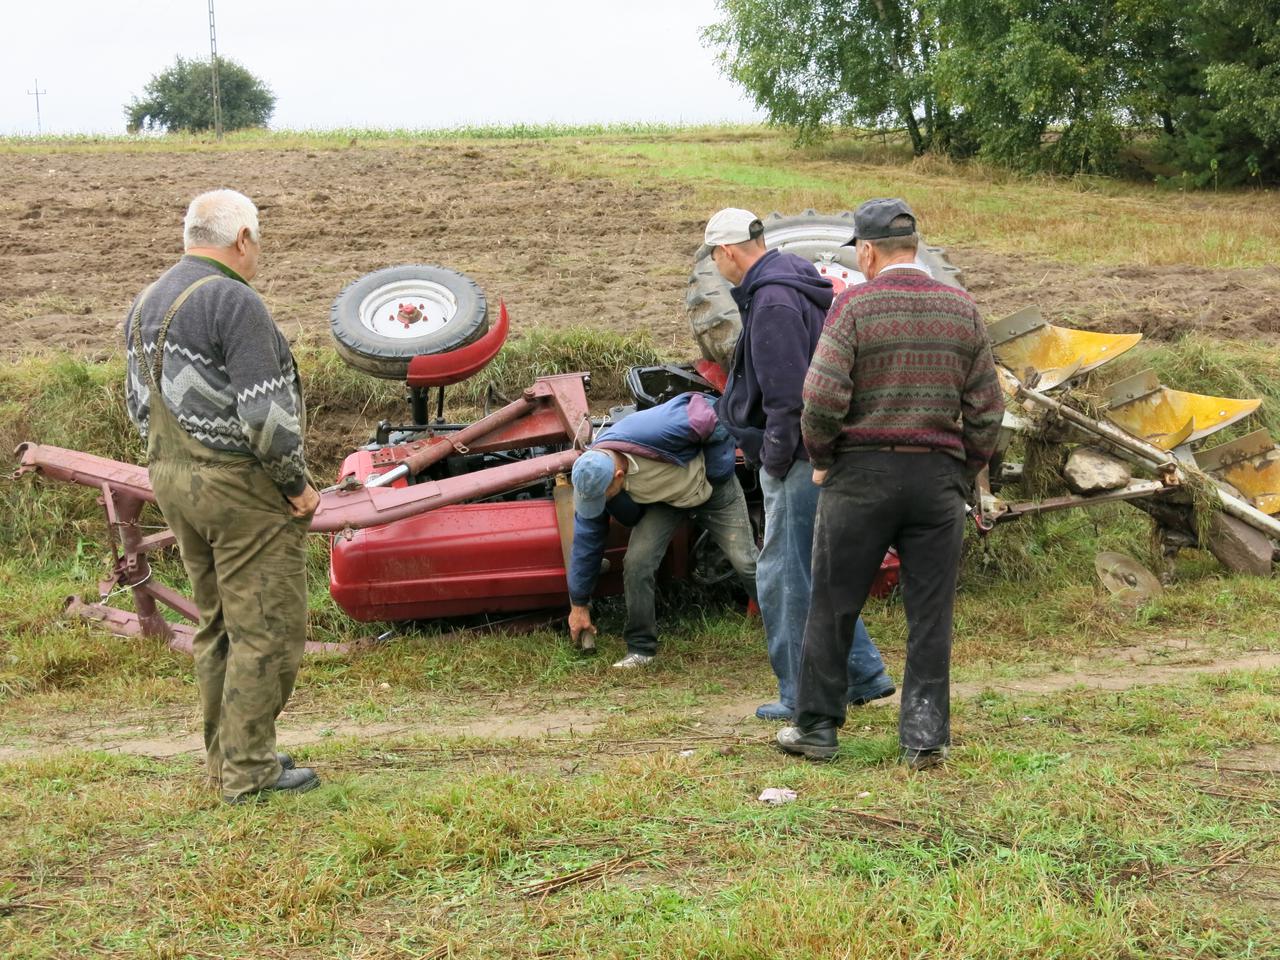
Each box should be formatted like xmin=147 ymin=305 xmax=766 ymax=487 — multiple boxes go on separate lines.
xmin=125 ymin=189 xmax=322 ymax=803
xmin=776 ymin=198 xmax=1004 ymax=769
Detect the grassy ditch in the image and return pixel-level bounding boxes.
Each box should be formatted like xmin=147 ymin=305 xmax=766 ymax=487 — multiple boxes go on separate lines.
xmin=1 ymin=330 xmax=1278 ymax=703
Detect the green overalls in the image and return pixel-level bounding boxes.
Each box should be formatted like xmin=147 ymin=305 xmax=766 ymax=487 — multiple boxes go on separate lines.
xmin=132 ymin=275 xmax=310 ymax=801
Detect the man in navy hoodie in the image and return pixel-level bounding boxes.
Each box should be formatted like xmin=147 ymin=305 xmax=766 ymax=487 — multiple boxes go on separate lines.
xmin=706 ymin=208 xmax=895 ymax=720
xmin=567 ymin=391 xmax=758 ymax=669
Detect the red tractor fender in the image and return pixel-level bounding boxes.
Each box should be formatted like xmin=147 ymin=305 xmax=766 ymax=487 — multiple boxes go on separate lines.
xmin=406 ymin=300 xmax=510 ymax=389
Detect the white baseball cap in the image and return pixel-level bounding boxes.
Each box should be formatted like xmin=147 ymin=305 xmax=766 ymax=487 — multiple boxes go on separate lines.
xmin=704 ymin=208 xmax=762 ymax=246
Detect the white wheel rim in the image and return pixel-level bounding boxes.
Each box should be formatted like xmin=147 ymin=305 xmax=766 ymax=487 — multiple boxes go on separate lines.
xmin=356 ymin=279 xmax=459 ymax=341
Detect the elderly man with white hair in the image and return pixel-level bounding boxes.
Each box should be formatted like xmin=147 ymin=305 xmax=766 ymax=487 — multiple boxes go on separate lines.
xmin=124 ymin=188 xmax=322 ymax=804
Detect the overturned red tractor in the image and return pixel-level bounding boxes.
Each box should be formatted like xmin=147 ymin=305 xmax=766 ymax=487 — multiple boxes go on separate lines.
xmin=16 ymin=212 xmax=1279 ymax=653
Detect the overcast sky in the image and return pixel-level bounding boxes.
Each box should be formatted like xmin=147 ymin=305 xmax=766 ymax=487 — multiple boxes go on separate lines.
xmin=0 ymin=0 xmax=764 ymax=135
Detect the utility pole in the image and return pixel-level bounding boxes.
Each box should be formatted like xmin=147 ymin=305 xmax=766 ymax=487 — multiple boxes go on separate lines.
xmin=27 ymin=80 xmax=47 ymax=134
xmin=207 ymin=0 xmax=223 ymax=139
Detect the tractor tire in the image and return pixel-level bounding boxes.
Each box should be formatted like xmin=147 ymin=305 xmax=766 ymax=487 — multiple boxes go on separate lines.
xmin=685 ymin=209 xmax=965 ymax=368
xmin=330 ymin=264 xmax=489 ymax=380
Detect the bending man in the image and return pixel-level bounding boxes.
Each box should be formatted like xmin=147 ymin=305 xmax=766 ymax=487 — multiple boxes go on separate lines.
xmin=567 ymin=392 xmax=757 ymax=669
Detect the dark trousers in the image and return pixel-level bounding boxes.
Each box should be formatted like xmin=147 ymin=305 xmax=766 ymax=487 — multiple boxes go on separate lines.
xmin=796 ymin=450 xmax=968 ymax=751
xmin=622 ymin=475 xmax=758 ymax=656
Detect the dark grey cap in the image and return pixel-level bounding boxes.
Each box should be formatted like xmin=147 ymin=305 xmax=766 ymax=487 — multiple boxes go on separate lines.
xmin=844 ymin=197 xmax=917 ymax=244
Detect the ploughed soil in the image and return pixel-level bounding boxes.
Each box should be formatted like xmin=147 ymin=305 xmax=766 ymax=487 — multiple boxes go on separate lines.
xmin=3 ymin=144 xmax=1280 ymax=362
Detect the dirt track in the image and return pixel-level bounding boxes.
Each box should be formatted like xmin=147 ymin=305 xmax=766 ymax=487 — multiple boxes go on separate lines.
xmin=2 ymin=636 xmax=1274 ymax=764
xmin=3 ymin=145 xmax=1280 ymax=361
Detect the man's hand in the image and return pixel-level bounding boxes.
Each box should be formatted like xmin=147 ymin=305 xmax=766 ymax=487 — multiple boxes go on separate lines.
xmin=811 ymin=468 xmax=829 ymax=486
xmin=286 ymin=484 xmax=321 ymax=519
xmin=568 ymin=603 xmax=595 ymax=647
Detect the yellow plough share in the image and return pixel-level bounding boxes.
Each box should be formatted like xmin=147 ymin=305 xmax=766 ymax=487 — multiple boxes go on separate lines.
xmin=985 ymin=306 xmax=1280 ymax=575
xmin=1104 ymin=369 xmax=1261 ymax=450
xmin=989 ymin=306 xmax=1143 ymax=390
xmin=1195 ymin=430 xmax=1280 ymax=517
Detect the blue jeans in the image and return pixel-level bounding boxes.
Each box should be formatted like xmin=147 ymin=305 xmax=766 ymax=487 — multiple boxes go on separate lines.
xmin=758 ymin=459 xmax=892 ymax=708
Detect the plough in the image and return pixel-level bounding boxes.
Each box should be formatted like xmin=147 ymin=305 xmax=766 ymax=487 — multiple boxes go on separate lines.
xmin=978 ymin=307 xmax=1280 ymax=579
xmin=12 ymin=214 xmax=1279 ymax=654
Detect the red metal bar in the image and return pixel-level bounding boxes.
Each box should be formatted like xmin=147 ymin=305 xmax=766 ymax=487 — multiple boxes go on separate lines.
xmin=137 ymin=530 xmax=177 ymax=553
xmin=15 ymin=374 xmax=593 ymax=535
xmin=145 ymin=580 xmax=201 ymax=622
xmin=314 ymin=448 xmax=581 ymax=532
xmin=14 ymin=442 xmax=155 ymax=504
xmin=67 ymin=597 xmax=198 ymax=654
xmin=101 ymin=484 xmax=171 ymax=641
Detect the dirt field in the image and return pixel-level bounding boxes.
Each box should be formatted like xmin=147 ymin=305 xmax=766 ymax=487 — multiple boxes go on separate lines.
xmin=4 ymin=143 xmax=1280 ymax=361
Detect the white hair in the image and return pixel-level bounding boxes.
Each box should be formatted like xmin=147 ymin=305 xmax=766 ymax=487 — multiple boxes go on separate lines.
xmin=183 ymin=189 xmax=260 ymax=250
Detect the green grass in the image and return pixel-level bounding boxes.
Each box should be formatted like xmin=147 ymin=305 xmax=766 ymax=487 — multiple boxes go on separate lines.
xmin=538 ymin=134 xmax=1280 ymax=269
xmin=2 ymin=674 xmax=1277 ymax=957
xmin=0 ymin=123 xmax=741 ymax=154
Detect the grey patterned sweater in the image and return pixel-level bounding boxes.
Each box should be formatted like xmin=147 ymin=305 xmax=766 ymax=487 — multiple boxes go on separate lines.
xmin=124 ymin=256 xmax=309 ymax=497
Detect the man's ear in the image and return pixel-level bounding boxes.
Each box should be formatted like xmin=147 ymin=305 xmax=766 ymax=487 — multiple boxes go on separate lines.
xmin=236 ymin=226 xmax=252 ymax=252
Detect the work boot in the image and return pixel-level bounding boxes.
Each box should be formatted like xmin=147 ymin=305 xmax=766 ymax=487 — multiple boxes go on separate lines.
xmin=611 ymin=652 xmax=655 ymax=670
xmin=755 ymin=701 xmax=794 ymax=722
xmin=224 ymin=767 xmax=320 ymax=805
xmin=776 ymin=719 xmax=839 ymax=760
xmin=900 ymin=747 xmax=947 ymax=771
xmin=208 ymin=752 xmax=294 ymax=790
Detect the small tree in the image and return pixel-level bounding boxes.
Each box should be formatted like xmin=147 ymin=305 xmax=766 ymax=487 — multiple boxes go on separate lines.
xmin=126 ymin=56 xmax=275 ymax=133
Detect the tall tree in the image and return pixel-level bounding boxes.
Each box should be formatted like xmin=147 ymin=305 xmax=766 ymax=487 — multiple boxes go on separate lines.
xmin=707 ymin=0 xmax=1279 ymax=183
xmin=126 ymin=57 xmax=275 ymax=134
xmin=1151 ymin=0 xmax=1280 ymax=185
xmin=704 ymin=0 xmax=952 ymax=155
xmin=931 ymin=0 xmax=1134 ymax=174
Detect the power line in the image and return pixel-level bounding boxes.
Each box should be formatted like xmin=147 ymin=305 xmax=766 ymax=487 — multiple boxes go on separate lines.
xmin=26 ymin=79 xmax=47 ymax=134
xmin=208 ymin=0 xmax=223 ymax=139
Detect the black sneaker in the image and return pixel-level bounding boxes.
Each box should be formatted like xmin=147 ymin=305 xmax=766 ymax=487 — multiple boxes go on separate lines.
xmin=224 ymin=767 xmax=320 ymax=804
xmin=776 ymin=719 xmax=839 ymax=760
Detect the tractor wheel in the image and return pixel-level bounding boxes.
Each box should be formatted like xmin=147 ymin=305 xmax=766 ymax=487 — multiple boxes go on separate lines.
xmin=330 ymin=264 xmax=489 ymax=380
xmin=685 ymin=209 xmax=965 ymax=368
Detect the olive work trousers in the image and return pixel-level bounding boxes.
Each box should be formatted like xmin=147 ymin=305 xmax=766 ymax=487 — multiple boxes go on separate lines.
xmin=147 ymin=399 xmax=309 ymax=801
